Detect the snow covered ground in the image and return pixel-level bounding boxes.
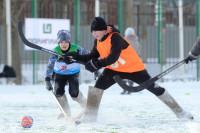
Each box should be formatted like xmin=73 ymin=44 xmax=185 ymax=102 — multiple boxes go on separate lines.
xmin=0 ymin=81 xmax=200 ymax=133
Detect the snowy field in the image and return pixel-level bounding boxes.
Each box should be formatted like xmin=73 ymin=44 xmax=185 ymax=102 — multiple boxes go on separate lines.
xmin=0 ymin=81 xmax=200 ymax=133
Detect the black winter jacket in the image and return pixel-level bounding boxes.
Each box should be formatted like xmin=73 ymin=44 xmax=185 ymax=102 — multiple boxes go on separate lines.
xmin=78 ymin=26 xmax=130 ymax=67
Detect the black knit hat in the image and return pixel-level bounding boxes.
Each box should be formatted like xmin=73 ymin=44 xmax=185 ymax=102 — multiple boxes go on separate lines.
xmin=90 ymin=17 xmax=107 ymax=32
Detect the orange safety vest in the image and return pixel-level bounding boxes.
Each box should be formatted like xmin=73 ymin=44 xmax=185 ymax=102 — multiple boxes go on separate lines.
xmin=96 ymin=32 xmax=145 ymax=73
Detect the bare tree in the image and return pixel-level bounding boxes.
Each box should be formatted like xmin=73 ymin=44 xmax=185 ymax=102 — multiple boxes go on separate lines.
xmin=8 ymin=1 xmax=27 ymax=84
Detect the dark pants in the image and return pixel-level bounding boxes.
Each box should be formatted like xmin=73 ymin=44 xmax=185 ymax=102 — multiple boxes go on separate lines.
xmin=53 ymin=73 xmax=79 ymax=98
xmin=95 ymin=68 xmax=165 ymax=96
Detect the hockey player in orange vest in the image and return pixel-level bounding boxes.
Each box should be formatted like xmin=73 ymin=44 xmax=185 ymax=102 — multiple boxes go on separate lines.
xmin=64 ymin=17 xmax=193 ymax=123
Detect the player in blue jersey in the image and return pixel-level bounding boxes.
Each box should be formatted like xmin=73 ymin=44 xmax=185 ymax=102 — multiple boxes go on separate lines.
xmin=45 ymin=30 xmax=89 ymax=119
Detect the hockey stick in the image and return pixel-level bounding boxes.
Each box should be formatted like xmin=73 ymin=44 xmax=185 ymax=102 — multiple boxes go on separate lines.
xmin=114 ymin=59 xmax=186 ymax=92
xmin=18 ymin=20 xmax=64 ymax=58
xmin=18 ymin=20 xmax=85 ymax=65
xmin=50 ymin=90 xmax=85 ymax=123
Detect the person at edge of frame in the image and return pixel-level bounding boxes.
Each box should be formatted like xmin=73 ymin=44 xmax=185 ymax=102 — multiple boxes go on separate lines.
xmin=185 ymin=36 xmax=200 ymax=64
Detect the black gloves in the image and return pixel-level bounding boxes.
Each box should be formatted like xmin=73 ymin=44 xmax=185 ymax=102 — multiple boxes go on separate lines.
xmin=64 ymin=52 xmax=79 ymax=60
xmin=85 ymin=59 xmax=101 ymax=73
xmin=45 ymin=77 xmax=53 ymax=91
xmin=63 ymin=57 xmax=73 ymax=64
xmin=185 ymin=53 xmax=197 ymax=64
xmin=63 ymin=52 xmax=79 ymax=64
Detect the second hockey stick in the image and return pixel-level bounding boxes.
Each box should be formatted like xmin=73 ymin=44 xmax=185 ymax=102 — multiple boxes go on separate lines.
xmin=114 ymin=59 xmax=186 ymax=92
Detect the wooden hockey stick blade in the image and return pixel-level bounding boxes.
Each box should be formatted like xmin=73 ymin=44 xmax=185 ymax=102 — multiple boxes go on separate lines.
xmin=50 ymin=91 xmax=85 ymax=123
xmin=50 ymin=91 xmax=71 ymax=120
xmin=71 ymin=110 xmax=85 ymax=122
xmin=114 ymin=59 xmax=186 ymax=92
